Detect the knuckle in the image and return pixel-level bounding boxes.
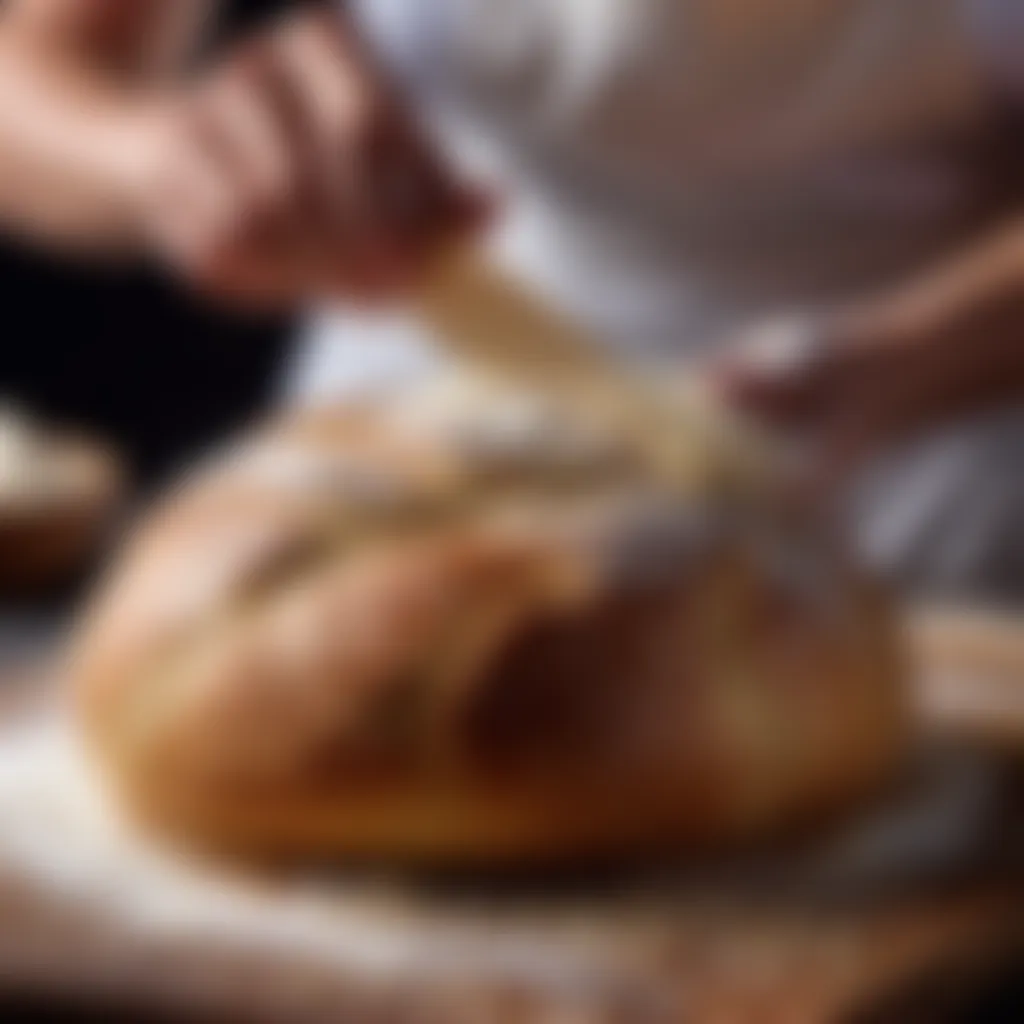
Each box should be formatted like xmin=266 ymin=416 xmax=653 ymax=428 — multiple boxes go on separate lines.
xmin=341 ymin=88 xmax=376 ymax=139
xmin=236 ymin=180 xmax=275 ymax=222
xmin=248 ymin=171 xmax=295 ymax=226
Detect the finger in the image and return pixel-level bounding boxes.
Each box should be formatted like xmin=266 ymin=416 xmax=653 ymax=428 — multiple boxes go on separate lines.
xmin=278 ymin=8 xmax=488 ymax=257
xmin=718 ymin=307 xmax=907 ymax=427
xmin=197 ymin=42 xmax=330 ymax=301
xmin=255 ymin=61 xmax=406 ymax=294
xmin=204 ymin=48 xmax=296 ymax=221
xmin=162 ymin=101 xmax=246 ymax=231
xmin=275 ymin=6 xmax=442 ymax=236
xmin=273 ymin=11 xmax=440 ymax=299
xmin=151 ymin=128 xmax=308 ymax=306
xmin=141 ymin=109 xmax=257 ymax=285
xmin=247 ymin=19 xmax=392 ymax=296
xmin=713 ymin=318 xmax=833 ymax=422
xmin=275 ymin=8 xmax=374 ymax=221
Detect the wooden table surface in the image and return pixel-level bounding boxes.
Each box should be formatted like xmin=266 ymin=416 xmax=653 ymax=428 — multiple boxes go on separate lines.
xmin=0 ymin=606 xmax=1019 ymax=1024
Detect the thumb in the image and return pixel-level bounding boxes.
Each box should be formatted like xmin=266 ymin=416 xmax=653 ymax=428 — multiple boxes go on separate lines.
xmin=710 ymin=314 xmax=834 ymax=423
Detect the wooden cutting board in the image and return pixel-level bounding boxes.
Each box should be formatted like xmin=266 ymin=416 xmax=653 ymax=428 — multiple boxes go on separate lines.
xmin=0 ymin=608 xmax=1019 ymax=1024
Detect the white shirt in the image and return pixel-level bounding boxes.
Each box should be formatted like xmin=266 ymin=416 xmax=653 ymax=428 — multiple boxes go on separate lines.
xmin=285 ymin=0 xmax=1024 ymax=596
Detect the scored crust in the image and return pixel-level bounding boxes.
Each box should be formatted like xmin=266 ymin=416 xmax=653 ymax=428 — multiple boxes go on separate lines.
xmin=70 ymin=373 xmax=908 ymax=864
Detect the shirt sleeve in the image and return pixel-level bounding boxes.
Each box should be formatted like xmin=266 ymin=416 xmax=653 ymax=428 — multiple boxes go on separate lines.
xmin=344 ymin=0 xmax=457 ymax=92
xmin=968 ymin=0 xmax=1024 ymax=99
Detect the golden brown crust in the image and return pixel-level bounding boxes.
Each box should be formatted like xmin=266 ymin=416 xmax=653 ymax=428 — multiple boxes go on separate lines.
xmin=71 ymin=375 xmax=908 ymax=864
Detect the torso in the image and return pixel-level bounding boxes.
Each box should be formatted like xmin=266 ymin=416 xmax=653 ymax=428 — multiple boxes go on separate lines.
xmin=296 ymin=0 xmax=1023 ymax=407
xmin=434 ymin=0 xmax=1020 ymax=350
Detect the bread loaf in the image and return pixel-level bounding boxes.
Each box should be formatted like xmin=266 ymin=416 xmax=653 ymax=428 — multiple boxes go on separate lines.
xmin=71 ymin=373 xmax=907 ymax=864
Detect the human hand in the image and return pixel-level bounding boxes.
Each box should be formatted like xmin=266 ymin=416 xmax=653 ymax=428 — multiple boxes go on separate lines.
xmin=119 ymin=7 xmax=485 ymax=308
xmin=712 ymin=218 xmax=1024 ymax=489
xmin=711 ymin=310 xmax=909 ymax=479
xmin=712 ymin=288 xmax=1024 ymax=492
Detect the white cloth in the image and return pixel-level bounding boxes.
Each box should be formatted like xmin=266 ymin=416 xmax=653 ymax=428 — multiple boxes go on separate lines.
xmin=284 ymin=0 xmax=1024 ymax=597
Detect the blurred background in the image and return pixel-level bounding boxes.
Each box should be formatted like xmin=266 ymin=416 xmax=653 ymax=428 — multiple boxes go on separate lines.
xmin=0 ymin=0 xmax=1023 ymax=1019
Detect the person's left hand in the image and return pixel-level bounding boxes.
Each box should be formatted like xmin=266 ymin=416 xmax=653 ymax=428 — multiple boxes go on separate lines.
xmin=711 ymin=223 xmax=1024 ymax=486
xmin=711 ymin=291 xmax=1024 ymax=490
xmin=710 ymin=308 xmax=921 ymax=479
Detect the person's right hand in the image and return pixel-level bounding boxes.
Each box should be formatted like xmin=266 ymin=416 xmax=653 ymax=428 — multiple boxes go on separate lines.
xmin=119 ymin=7 xmax=485 ymax=308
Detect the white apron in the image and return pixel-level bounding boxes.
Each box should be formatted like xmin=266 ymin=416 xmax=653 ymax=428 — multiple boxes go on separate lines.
xmin=285 ymin=0 xmax=1024 ymax=598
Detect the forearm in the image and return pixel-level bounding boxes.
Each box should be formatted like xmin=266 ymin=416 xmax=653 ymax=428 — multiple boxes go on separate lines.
xmin=721 ymin=218 xmax=1024 ymax=472
xmin=843 ymin=219 xmax=1024 ymax=433
xmin=0 ymin=2 xmax=210 ymax=251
